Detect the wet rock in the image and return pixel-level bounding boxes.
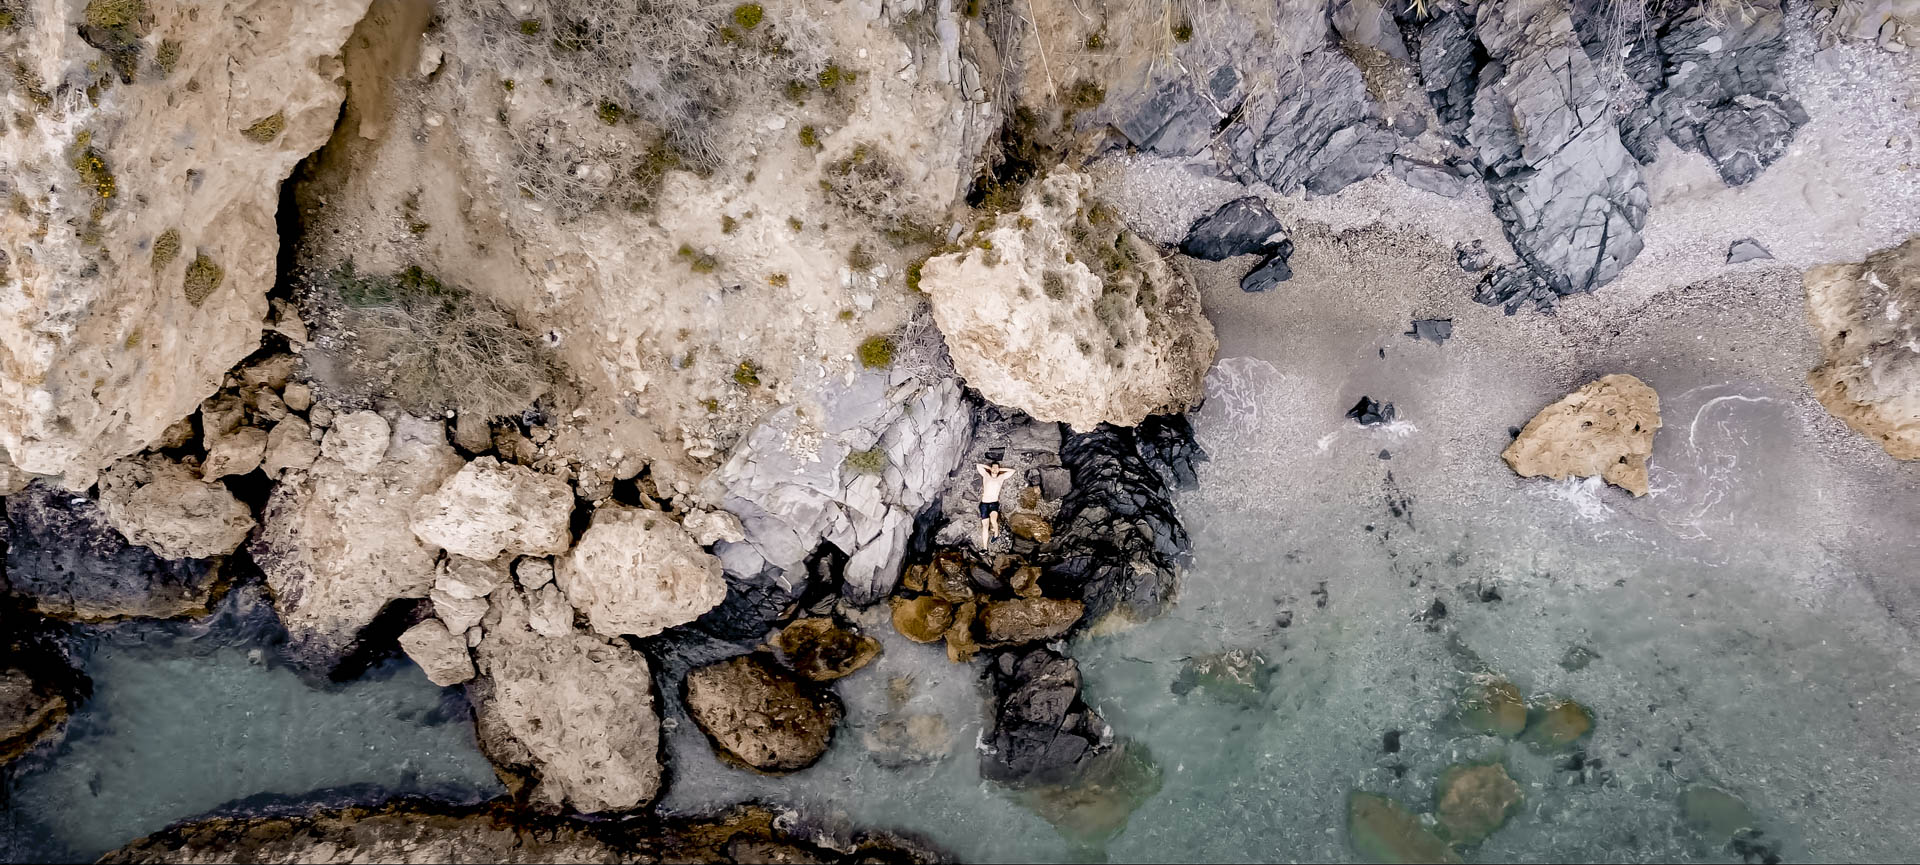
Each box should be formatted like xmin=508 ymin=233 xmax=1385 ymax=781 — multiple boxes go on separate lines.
xmin=1240 ymin=252 xmax=1296 ymax=293
xmin=1523 ymin=697 xmax=1595 ymax=751
xmin=1224 ymin=51 xmax=1398 ymax=195
xmin=1011 ymin=740 xmax=1164 ymax=844
xmin=201 ymin=426 xmax=268 ymax=479
xmin=1347 ymin=791 xmax=1463 ymax=864
xmin=5 ymin=481 xmax=221 ymax=621
xmin=1347 ymin=396 xmax=1397 ymax=426
xmin=411 ymin=457 xmax=574 ymax=561
xmin=922 ymin=171 xmax=1217 ymax=431
xmin=474 ymin=590 xmax=662 ymax=812
xmin=1045 ymin=419 xmax=1195 ymax=629
xmin=981 ymin=598 xmax=1084 ymax=644
xmin=892 ymin=597 xmax=956 ymax=643
xmin=558 ymin=506 xmax=727 ymax=639
xmin=1006 ymin=512 xmax=1053 ymax=544
xmin=685 ymin=655 xmax=843 ymax=773
xmin=1406 ymin=319 xmax=1454 ymax=344
xmin=252 ymin=414 xmax=464 ymax=669
xmin=1180 ymin=197 xmax=1289 ymax=261
xmin=981 ymin=647 xmax=1112 ymax=786
xmin=262 ymin=415 xmax=321 ymax=477
xmin=95 ymin=454 xmax=254 ymax=560
xmin=772 ymin=618 xmax=882 ymax=681
xmin=864 ymin=713 xmax=954 ymax=768
xmin=1457 ymin=676 xmax=1529 ymax=738
xmin=0 ymin=668 xmax=68 ymax=767
xmin=1171 ymin=649 xmax=1275 ymax=706
xmin=1434 ymin=763 xmax=1523 ymax=844
xmin=398 ymin=619 xmax=474 ymax=686
xmin=1680 ymin=785 xmax=1758 ymax=840
xmin=1559 ymin=645 xmax=1600 ymax=672
xmin=1727 ymin=238 xmax=1774 ymax=264
xmin=1651 ymin=1 xmax=1806 ymax=186
xmin=1804 ymin=237 xmax=1920 ymax=459
xmin=944 ymin=601 xmax=982 ymax=663
xmin=1502 ymin=375 xmax=1662 ymax=495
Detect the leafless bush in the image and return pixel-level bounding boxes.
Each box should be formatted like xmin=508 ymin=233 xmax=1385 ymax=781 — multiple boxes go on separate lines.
xmin=890 ymin=306 xmax=954 ymax=386
xmin=319 ymin=265 xmax=554 ymax=421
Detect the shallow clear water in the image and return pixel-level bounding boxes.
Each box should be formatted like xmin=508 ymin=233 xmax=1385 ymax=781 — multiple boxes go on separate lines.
xmin=0 ymin=589 xmax=502 ymax=862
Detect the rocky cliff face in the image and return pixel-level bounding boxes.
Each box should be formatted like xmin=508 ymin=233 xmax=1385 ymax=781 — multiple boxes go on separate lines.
xmin=0 ymin=0 xmax=370 ymax=485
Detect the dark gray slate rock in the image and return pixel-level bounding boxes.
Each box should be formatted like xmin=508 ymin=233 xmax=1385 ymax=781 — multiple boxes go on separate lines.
xmin=1108 ymin=67 xmax=1242 ymax=158
xmin=1037 ymin=466 xmax=1072 ymax=501
xmin=981 ymin=647 xmax=1113 ymax=786
xmin=1727 ymin=238 xmax=1774 ymax=264
xmin=1474 ymin=265 xmax=1560 ymax=315
xmin=1240 ymin=253 xmax=1294 ymax=293
xmin=1417 ymin=12 xmax=1479 ymax=140
xmin=1346 ymin=397 xmax=1396 ymax=426
xmin=1224 ymin=50 xmax=1397 ymax=195
xmin=1043 ymin=418 xmax=1196 ymax=627
xmin=1406 ymin=319 xmax=1454 ymax=343
xmin=1456 ymin=239 xmax=1495 ymax=273
xmin=1391 ymin=156 xmax=1474 ymax=199
xmin=1181 ymin=197 xmax=1288 ymax=261
xmin=3 ymin=481 xmax=221 ymax=621
xmin=1652 ymin=0 xmax=1806 ymax=186
xmin=1469 ymin=0 xmax=1648 ymax=296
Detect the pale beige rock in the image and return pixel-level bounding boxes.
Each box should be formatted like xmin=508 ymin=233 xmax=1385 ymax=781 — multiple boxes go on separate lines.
xmin=321 ymin=412 xmax=392 ymax=473
xmin=202 ymin=426 xmax=268 ymax=479
xmin=251 ymin=415 xmax=464 ymax=667
xmin=526 ymin=585 xmax=575 ymax=638
xmin=1501 ymin=375 xmax=1663 ymax=496
xmin=0 ymin=0 xmax=374 ymax=484
xmin=155 ymin=418 xmax=197 ymax=451
xmin=436 ymin=555 xmax=508 ymax=601
xmin=1806 ymin=237 xmax=1920 ymax=459
xmin=95 ymin=455 xmax=254 ymax=559
xmin=262 ymin=417 xmax=321 ymax=477
xmin=684 ymin=509 xmax=747 ymax=546
xmin=514 ymin=557 xmax=555 ymax=591
xmin=398 ymin=619 xmax=475 ymax=686
xmin=557 ymin=507 xmax=727 ymax=639
xmin=430 ymin=587 xmax=490 ymax=634
xmin=281 ymin=382 xmax=314 ymax=413
xmin=475 ymin=590 xmax=662 ymax=812
xmin=411 ymin=457 xmax=574 ymax=560
xmin=0 ymin=451 xmax=31 ymax=496
xmin=922 ymin=171 xmax=1217 ymax=431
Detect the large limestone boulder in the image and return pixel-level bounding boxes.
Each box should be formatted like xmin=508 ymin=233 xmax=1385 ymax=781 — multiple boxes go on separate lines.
xmin=1805 ymin=237 xmax=1920 ymax=459
xmin=4 ymin=481 xmax=220 ymax=620
xmin=1502 ymin=375 xmax=1662 ymax=496
xmin=684 ymin=654 xmax=843 ymax=774
xmin=474 ymin=590 xmax=662 ymax=813
xmin=410 ymin=457 xmax=574 ymax=560
xmin=556 ymin=506 xmax=726 ymax=639
xmin=251 ymin=414 xmax=463 ymax=668
xmin=0 ymin=0 xmax=373 ymax=484
xmin=922 ymin=171 xmax=1216 ymax=431
xmin=95 ymin=454 xmax=253 ymax=559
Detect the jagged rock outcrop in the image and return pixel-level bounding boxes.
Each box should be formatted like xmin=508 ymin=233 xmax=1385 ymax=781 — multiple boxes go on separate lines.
xmin=710 ymin=370 xmax=971 ymax=603
xmin=1502 ymin=375 xmax=1663 ymax=495
xmin=1805 ymin=237 xmax=1920 ymax=459
xmin=410 ymin=457 xmax=574 ymax=561
xmin=981 ymin=647 xmax=1113 ymax=786
xmin=0 ymin=0 xmax=373 ymax=485
xmin=557 ymin=506 xmax=726 ymax=639
xmin=99 ymin=801 xmax=939 ymax=864
xmin=1180 ymin=197 xmax=1289 ymax=262
xmin=95 ymin=454 xmax=253 ymax=560
xmin=473 ymin=589 xmax=662 ymax=813
xmin=685 ymin=654 xmax=842 ymax=773
xmin=1223 ymin=50 xmax=1402 ymax=196
xmin=923 ymin=171 xmax=1216 ymax=432
xmin=4 ymin=481 xmax=220 ymax=620
xmin=251 ymin=414 xmax=463 ymax=668
xmin=1044 ymin=415 xmax=1200 ymax=630
xmin=0 ymin=667 xmax=67 ymax=766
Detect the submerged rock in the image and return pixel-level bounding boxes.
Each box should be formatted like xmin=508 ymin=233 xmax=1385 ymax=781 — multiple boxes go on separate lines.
xmin=772 ymin=618 xmax=882 ymax=682
xmin=95 ymin=454 xmax=255 ymax=560
xmin=982 ymin=647 xmax=1113 ymax=786
xmin=1171 ymin=649 xmax=1275 ymax=706
xmin=891 ymin=596 xmax=957 ymax=644
xmin=1011 ymin=740 xmax=1164 ymax=844
xmin=980 ymin=598 xmax=1084 ymax=644
xmin=1180 ymin=197 xmax=1289 ymax=261
xmin=1680 ymin=785 xmax=1759 ymax=841
xmin=411 ymin=457 xmax=575 ymax=561
xmin=5 ymin=481 xmax=221 ymax=621
xmin=1347 ymin=792 xmax=1462 ymax=864
xmin=1457 ymin=676 xmax=1529 ymax=738
xmin=1523 ymin=698 xmax=1595 ymax=751
xmin=0 ymin=667 xmax=68 ymax=767
xmin=1434 ymin=763 xmax=1523 ymax=844
xmin=922 ymin=171 xmax=1217 ymax=431
xmin=864 ymin=713 xmax=954 ymax=768
xmin=1502 ymin=375 xmax=1662 ymax=496
xmin=1804 ymin=237 xmax=1920 ymax=459
xmin=474 ymin=590 xmax=662 ymax=812
xmin=685 ymin=655 xmax=843 ymax=774
xmin=557 ymin=506 xmax=727 ymax=639
xmin=1347 ymin=397 xmax=1397 ymax=426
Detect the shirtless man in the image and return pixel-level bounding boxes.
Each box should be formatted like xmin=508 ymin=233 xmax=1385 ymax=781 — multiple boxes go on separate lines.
xmin=976 ymin=462 xmax=1015 ymax=547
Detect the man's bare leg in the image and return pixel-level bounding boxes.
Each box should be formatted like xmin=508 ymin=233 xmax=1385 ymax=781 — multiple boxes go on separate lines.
xmin=979 ymin=514 xmax=991 ymax=548
xmin=988 ymin=511 xmax=1001 ymax=543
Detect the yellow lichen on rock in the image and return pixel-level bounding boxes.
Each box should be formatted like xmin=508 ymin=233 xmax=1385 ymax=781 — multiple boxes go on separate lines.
xmin=1501 ymin=374 xmax=1662 ymax=496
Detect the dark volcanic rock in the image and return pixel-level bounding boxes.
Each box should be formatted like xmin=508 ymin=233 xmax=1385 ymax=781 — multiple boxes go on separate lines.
xmin=1455 ymin=239 xmax=1495 ymax=273
xmin=1473 ymin=265 xmax=1559 ymax=315
xmin=982 ymin=647 xmax=1113 ymax=786
xmin=1044 ymin=417 xmax=1198 ymax=628
xmin=1181 ymin=197 xmax=1288 ymax=262
xmin=1417 ymin=12 xmax=1479 ymax=140
xmin=1651 ymin=1 xmax=1806 ymax=186
xmin=1108 ymin=66 xmax=1242 ymax=158
xmin=1224 ymin=50 xmax=1398 ymax=196
xmin=1727 ymin=238 xmax=1774 ymax=264
xmin=1347 ymin=397 xmax=1396 ymax=426
xmin=1406 ymin=319 xmax=1454 ymax=344
xmin=1240 ymin=252 xmax=1295 ymax=293
xmin=4 ymin=481 xmax=222 ymax=621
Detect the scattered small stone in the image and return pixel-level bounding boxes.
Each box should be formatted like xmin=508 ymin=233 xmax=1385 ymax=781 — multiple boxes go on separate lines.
xmin=1347 ymin=792 xmax=1462 ymax=865
xmin=1559 ymin=645 xmax=1599 ymax=671
xmin=1457 ymin=676 xmax=1528 ymax=738
xmin=1240 ymin=251 xmax=1294 ymax=292
xmin=1415 ymin=599 xmax=1448 ymax=624
xmin=1522 ymin=697 xmax=1595 ymax=751
xmin=772 ymin=617 xmax=881 ymax=681
xmin=1434 ymin=763 xmax=1523 ymax=844
xmin=1405 ymin=319 xmax=1454 ymax=344
xmin=1726 ymin=238 xmax=1773 ymax=264
xmin=1276 ymin=609 xmax=1294 ymax=628
xmin=1455 ymin=239 xmax=1494 ymax=273
xmin=1382 ymin=730 xmax=1402 ymax=753
xmin=1379 ymin=449 xmax=1392 ymax=460
xmin=1346 ymin=396 xmax=1396 ymax=426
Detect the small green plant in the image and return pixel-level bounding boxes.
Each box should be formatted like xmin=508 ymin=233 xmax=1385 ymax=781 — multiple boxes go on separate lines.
xmin=241 ymin=112 xmax=286 ymax=143
xmin=733 ymin=360 xmax=762 ymax=388
xmin=597 ymin=101 xmax=624 ymax=125
xmin=720 ymin=215 xmax=738 ymax=233
xmin=150 ymin=228 xmax=181 ymax=271
xmin=768 ymin=272 xmax=789 ymax=287
xmin=844 ymin=446 xmax=887 ymax=475
xmin=83 ymin=0 xmax=144 ymax=31
xmin=1064 ymin=79 xmax=1106 ymax=112
xmin=905 ymin=259 xmax=925 ymax=293
xmin=783 ymin=80 xmax=809 ymax=103
xmin=182 ymin=253 xmax=224 ymax=306
xmin=502 ymin=78 xmax=515 ymax=91
xmin=787 ymin=216 xmax=803 ymax=232
xmin=818 ymin=62 xmax=854 ymax=90
xmin=155 ymin=39 xmax=181 ymax=73
xmin=731 ymin=3 xmax=764 ymax=29
xmin=1085 ymin=32 xmax=1105 ymax=50
xmin=1042 ymin=269 xmax=1068 ymax=299
xmin=71 ymin=136 xmax=117 ymax=201
xmin=677 ymin=243 xmax=717 ymax=273
xmin=1172 ymin=17 xmax=1193 ymax=41
xmin=0 ymin=11 xmax=14 ymax=30
xmin=798 ymin=125 xmax=820 ymax=149
xmin=837 ymin=309 xmax=855 ymax=321
xmin=857 ymin=335 xmax=896 ymax=368
xmin=518 ymin=18 xmax=542 ymax=35
xmin=847 ymin=243 xmax=875 ymax=271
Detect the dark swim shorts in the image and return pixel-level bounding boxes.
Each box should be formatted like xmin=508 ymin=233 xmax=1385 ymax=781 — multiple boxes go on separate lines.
xmin=978 ymin=501 xmax=1001 ymax=519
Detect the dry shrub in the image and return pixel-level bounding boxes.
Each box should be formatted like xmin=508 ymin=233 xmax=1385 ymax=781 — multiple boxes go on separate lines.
xmin=321 ymin=264 xmax=553 ymax=420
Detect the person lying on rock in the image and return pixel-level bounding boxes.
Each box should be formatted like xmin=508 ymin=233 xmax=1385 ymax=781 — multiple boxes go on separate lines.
xmin=976 ymin=462 xmax=1014 ymax=548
